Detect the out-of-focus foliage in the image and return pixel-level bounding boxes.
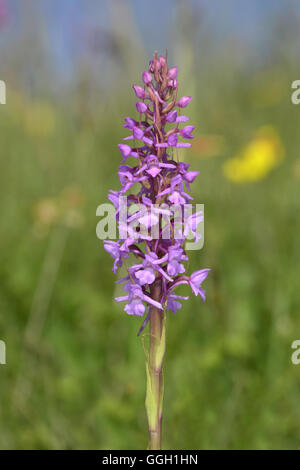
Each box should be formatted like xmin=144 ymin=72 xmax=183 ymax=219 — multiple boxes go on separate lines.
xmin=0 ymin=0 xmax=300 ymax=451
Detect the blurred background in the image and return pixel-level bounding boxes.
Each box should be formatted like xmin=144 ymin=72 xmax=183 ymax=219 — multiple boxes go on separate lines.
xmin=0 ymin=0 xmax=300 ymax=450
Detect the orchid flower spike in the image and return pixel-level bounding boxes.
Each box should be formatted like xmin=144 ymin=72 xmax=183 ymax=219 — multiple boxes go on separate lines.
xmin=103 ymin=51 xmax=210 ymax=450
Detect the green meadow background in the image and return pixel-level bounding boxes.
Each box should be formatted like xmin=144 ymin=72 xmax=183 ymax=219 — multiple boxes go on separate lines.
xmin=0 ymin=0 xmax=300 ymax=449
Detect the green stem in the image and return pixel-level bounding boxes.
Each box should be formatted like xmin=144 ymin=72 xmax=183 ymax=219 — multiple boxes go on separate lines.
xmin=145 ymin=280 xmax=166 ymax=450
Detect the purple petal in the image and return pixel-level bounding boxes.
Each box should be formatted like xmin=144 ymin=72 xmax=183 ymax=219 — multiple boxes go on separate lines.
xmin=166 ymin=110 xmax=177 ymax=123
xmin=136 ymin=267 xmax=156 ymax=285
xmin=142 ymin=71 xmax=152 ymax=84
xmin=143 ymin=294 xmax=163 ymax=310
xmin=168 ymin=67 xmax=178 ymax=80
xmin=136 ymin=102 xmax=148 ymax=113
xmin=133 ymin=85 xmax=146 ymax=99
xmin=177 ymin=96 xmax=192 ymax=108
xmin=184 ymin=171 xmax=199 ymax=183
xmin=118 ymin=144 xmax=132 ymax=158
xmin=137 ymin=312 xmax=150 ymax=336
xmin=125 ymin=299 xmax=145 ymax=316
xmin=146 ymin=167 xmax=161 ymax=177
xmin=133 ymin=127 xmax=144 ymax=139
xmin=176 ymin=115 xmax=189 ymax=123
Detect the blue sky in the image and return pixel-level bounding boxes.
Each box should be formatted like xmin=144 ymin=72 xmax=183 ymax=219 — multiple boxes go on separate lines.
xmin=43 ymin=0 xmax=297 ymax=69
xmin=4 ymin=0 xmax=300 ymax=83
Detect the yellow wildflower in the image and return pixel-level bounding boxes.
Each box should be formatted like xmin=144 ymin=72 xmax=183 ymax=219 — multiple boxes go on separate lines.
xmin=223 ymin=126 xmax=284 ymax=183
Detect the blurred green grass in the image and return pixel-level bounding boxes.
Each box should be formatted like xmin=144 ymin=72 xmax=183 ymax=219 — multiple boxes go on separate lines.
xmin=0 ymin=67 xmax=300 ymax=450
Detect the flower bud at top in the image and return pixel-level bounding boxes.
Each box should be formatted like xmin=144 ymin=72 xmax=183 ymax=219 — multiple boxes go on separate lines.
xmin=177 ymin=96 xmax=192 ymax=108
xmin=159 ymin=55 xmax=166 ymax=67
xmin=142 ymin=71 xmax=152 ymax=85
xmin=168 ymin=67 xmax=178 ymax=80
xmin=133 ymin=85 xmax=146 ymax=99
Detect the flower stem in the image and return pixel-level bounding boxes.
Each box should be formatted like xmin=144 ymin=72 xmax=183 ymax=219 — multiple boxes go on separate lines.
xmin=145 ymin=280 xmax=166 ymax=450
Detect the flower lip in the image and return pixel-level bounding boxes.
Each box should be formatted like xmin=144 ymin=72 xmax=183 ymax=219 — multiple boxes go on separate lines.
xmin=167 ymin=293 xmax=189 ymax=313
xmin=189 ymin=269 xmax=211 ymax=298
xmin=135 ymin=267 xmax=156 ymax=286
